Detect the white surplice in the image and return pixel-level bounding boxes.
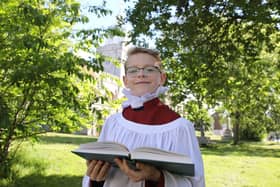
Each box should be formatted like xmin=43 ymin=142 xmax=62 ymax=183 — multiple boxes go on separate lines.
xmin=82 ymin=112 xmax=205 ymax=187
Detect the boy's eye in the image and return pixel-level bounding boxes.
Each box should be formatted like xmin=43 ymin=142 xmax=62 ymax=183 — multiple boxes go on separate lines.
xmin=126 ymin=66 xmax=161 ymax=76
xmin=145 ymin=67 xmax=157 ymax=72
xmin=127 ymin=68 xmax=138 ymax=74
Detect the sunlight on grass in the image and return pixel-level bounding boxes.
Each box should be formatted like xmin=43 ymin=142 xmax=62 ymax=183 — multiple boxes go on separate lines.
xmin=0 ymin=133 xmax=96 ymax=187
xmin=201 ymin=141 xmax=280 ymax=187
xmin=203 ymin=154 xmax=280 ymax=187
xmin=1 ymin=132 xmax=279 ymax=187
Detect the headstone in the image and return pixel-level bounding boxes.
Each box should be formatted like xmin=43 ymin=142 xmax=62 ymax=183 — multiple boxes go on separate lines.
xmin=213 ymin=112 xmax=222 ymax=130
xmin=212 ymin=112 xmax=223 ymax=135
xmin=222 ymin=117 xmax=233 ymax=140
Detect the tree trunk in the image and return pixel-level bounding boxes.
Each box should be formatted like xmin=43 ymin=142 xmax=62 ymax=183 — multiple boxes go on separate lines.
xmin=200 ymin=121 xmax=205 ymax=137
xmin=233 ymin=111 xmax=240 ymax=145
xmin=0 ymin=110 xmax=16 ymax=178
xmin=198 ymin=100 xmax=205 ymax=138
xmin=0 ymin=131 xmax=12 ymax=178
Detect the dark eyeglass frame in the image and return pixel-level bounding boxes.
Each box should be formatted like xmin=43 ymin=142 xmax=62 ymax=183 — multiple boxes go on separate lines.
xmin=125 ymin=66 xmax=161 ymax=76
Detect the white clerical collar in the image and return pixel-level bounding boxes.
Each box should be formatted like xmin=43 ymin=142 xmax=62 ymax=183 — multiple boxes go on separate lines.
xmin=122 ymin=86 xmax=169 ymax=109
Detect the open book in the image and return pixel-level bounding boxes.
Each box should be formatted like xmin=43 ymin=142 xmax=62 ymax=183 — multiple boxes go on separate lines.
xmin=72 ymin=141 xmax=194 ymax=176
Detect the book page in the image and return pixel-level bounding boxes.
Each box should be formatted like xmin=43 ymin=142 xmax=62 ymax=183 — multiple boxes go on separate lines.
xmin=131 ymin=147 xmax=192 ymax=164
xmin=74 ymin=141 xmax=129 ymax=157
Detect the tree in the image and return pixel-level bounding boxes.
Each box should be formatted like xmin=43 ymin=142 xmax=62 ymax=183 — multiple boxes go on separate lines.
xmin=123 ymin=0 xmax=280 ymax=144
xmin=0 ymin=0 xmax=123 ymax=178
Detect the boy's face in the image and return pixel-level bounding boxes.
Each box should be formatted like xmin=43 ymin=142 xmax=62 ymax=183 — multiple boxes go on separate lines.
xmin=123 ymin=53 xmax=166 ymax=96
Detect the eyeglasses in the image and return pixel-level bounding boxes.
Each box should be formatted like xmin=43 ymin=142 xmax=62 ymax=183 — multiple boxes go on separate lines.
xmin=125 ymin=66 xmax=161 ymax=77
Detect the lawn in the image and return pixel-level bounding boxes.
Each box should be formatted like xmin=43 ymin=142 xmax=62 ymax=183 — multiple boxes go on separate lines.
xmin=201 ymin=141 xmax=280 ymax=186
xmin=1 ymin=132 xmax=279 ymax=187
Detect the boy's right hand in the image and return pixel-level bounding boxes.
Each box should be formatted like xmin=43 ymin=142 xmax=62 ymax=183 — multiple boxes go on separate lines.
xmin=114 ymin=158 xmax=161 ymax=182
xmin=86 ymin=160 xmax=111 ymax=181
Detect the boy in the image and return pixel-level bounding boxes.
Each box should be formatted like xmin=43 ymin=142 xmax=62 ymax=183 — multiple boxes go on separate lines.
xmin=83 ymin=47 xmax=205 ymax=187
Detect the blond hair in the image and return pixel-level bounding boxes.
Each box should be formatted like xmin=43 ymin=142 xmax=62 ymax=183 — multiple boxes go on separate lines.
xmin=125 ymin=47 xmax=162 ymax=68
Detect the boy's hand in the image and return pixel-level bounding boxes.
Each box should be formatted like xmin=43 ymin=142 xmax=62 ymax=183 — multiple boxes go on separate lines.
xmin=86 ymin=160 xmax=111 ymax=181
xmin=114 ymin=158 xmax=161 ymax=182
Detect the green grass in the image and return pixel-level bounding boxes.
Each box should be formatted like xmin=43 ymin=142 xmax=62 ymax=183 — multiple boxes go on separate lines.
xmin=201 ymin=142 xmax=280 ymax=187
xmin=0 ymin=133 xmax=96 ymax=187
xmin=1 ymin=132 xmax=279 ymax=187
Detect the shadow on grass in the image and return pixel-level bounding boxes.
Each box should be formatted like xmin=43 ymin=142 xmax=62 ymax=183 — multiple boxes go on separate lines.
xmin=4 ymin=174 xmax=82 ymax=187
xmin=1 ymin=140 xmax=84 ymax=187
xmin=201 ymin=141 xmax=280 ymax=158
xmin=38 ymin=133 xmax=97 ymax=145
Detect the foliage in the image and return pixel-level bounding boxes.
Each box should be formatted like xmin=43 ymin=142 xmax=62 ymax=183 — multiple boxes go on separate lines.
xmin=182 ymin=100 xmax=211 ymax=132
xmin=0 ymin=0 xmax=124 ymax=178
xmin=123 ymin=0 xmax=280 ymax=144
xmin=90 ymin=71 xmax=126 ymax=135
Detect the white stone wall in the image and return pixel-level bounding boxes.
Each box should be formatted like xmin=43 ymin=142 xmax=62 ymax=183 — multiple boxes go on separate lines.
xmin=87 ymin=37 xmax=129 ymax=136
xmin=97 ymin=36 xmax=129 ymax=78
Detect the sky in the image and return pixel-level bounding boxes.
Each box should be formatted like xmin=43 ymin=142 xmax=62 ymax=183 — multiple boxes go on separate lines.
xmin=74 ymin=0 xmax=155 ymax=48
xmin=73 ymin=0 xmax=134 ymax=62
xmin=75 ymin=0 xmax=129 ymax=30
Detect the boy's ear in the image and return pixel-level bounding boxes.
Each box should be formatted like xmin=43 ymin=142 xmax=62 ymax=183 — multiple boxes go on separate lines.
xmin=123 ymin=75 xmax=128 ymax=87
xmin=160 ymin=72 xmax=167 ymax=85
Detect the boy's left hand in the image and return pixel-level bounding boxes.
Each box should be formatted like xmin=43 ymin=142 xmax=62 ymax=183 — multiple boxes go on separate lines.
xmin=114 ymin=158 xmax=161 ymax=182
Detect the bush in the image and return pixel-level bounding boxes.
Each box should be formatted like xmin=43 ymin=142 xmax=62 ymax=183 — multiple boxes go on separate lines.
xmin=240 ymin=124 xmax=266 ymax=141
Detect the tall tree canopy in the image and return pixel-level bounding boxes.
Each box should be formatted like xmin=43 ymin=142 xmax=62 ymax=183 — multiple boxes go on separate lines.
xmin=0 ymin=0 xmax=123 ymax=177
xmin=123 ymin=0 xmax=280 ymax=144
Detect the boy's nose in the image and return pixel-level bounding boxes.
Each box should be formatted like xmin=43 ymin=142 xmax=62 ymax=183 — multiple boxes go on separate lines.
xmin=136 ymin=69 xmax=146 ymax=77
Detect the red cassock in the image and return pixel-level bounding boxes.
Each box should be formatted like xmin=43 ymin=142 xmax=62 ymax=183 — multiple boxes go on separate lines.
xmin=123 ymin=98 xmax=180 ymax=187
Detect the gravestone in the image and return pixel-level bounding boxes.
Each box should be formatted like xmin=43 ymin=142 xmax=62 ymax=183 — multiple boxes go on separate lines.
xmin=212 ymin=112 xmax=223 ymax=135
xmin=222 ymin=117 xmax=233 ymax=140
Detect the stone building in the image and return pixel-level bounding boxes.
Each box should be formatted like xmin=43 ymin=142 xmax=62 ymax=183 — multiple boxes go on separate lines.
xmin=86 ymin=36 xmax=131 ymax=136
xmin=96 ymin=36 xmax=129 ymax=97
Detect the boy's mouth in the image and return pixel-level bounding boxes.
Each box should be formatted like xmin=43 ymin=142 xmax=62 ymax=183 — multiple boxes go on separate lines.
xmin=135 ymin=81 xmax=150 ymax=84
